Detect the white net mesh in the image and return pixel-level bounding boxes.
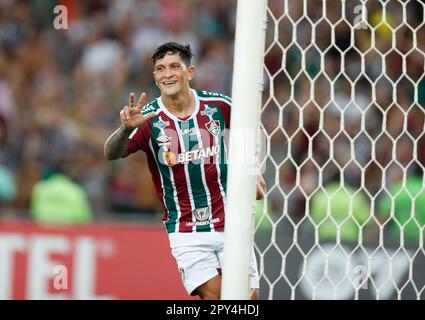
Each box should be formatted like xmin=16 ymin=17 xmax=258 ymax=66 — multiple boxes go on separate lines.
xmin=256 ymin=0 xmax=425 ymax=300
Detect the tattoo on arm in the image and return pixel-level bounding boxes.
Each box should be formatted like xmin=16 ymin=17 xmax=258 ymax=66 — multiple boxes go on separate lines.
xmin=104 ymin=126 xmax=134 ymax=160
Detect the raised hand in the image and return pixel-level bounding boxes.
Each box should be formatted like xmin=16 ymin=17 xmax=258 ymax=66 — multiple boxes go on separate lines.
xmin=120 ymin=92 xmax=157 ymax=130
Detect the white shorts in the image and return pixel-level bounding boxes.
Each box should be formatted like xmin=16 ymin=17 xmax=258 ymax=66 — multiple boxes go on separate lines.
xmin=169 ymin=231 xmax=260 ymax=296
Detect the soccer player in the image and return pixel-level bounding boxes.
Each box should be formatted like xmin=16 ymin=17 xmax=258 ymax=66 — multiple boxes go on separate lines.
xmin=104 ymin=42 xmax=264 ymax=300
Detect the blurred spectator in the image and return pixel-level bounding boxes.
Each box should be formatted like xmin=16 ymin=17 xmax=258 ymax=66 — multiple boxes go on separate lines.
xmin=378 ymin=176 xmax=425 ymax=245
xmin=108 ymin=154 xmax=160 ymax=214
xmin=254 ymin=199 xmax=276 ymax=234
xmin=310 ymin=183 xmax=371 ymax=242
xmin=0 ymin=0 xmax=237 ymax=220
xmin=30 ymin=164 xmax=93 ymax=225
xmin=0 ymin=164 xmax=16 ymax=208
xmin=0 ymin=112 xmax=17 ymax=210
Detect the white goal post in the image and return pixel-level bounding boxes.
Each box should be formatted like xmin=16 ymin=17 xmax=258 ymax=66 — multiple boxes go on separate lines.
xmin=221 ymin=0 xmax=268 ymax=300
xmin=224 ymin=0 xmax=425 ymax=300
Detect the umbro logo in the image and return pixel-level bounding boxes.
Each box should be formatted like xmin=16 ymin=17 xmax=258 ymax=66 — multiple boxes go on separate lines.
xmin=157 ymin=134 xmax=172 ymax=146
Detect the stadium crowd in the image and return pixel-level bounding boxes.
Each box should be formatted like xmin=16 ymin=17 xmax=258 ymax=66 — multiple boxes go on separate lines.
xmin=0 ymin=0 xmax=424 ymax=242
xmin=0 ymin=0 xmax=235 ymax=219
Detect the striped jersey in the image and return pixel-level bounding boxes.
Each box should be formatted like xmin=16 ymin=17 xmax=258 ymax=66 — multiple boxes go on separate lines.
xmin=125 ymin=89 xmax=231 ymax=233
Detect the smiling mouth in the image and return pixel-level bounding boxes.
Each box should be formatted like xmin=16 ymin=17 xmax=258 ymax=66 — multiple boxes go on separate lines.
xmin=163 ymin=81 xmax=177 ymax=87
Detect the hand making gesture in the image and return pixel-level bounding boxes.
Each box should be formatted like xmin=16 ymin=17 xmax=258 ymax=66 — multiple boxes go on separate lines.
xmin=120 ymin=92 xmax=157 ymax=130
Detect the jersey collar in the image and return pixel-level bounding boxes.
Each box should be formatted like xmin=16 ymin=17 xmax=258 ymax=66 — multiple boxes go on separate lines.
xmin=157 ymin=88 xmax=200 ymax=122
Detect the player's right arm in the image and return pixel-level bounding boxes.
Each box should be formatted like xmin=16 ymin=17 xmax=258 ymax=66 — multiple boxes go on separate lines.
xmin=104 ymin=92 xmax=156 ymax=160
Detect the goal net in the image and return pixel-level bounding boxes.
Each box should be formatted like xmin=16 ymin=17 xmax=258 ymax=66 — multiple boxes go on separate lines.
xmin=256 ymin=0 xmax=425 ymax=300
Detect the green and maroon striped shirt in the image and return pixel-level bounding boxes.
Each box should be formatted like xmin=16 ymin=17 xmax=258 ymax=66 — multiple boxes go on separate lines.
xmin=124 ymin=89 xmax=231 ymax=233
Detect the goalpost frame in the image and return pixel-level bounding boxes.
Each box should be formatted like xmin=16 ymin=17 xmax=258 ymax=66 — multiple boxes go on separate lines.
xmin=221 ymin=0 xmax=267 ymax=300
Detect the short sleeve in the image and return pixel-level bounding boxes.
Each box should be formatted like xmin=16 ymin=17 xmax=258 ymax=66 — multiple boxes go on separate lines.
xmin=217 ymin=99 xmax=232 ymax=128
xmin=124 ymin=121 xmax=151 ymax=157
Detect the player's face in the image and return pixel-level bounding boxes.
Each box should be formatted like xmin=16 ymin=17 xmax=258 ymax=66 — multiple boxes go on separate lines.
xmin=153 ymin=53 xmax=195 ymax=97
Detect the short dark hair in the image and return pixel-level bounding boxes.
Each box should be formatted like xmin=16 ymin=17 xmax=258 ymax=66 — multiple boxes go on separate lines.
xmin=151 ymin=42 xmax=194 ymax=66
